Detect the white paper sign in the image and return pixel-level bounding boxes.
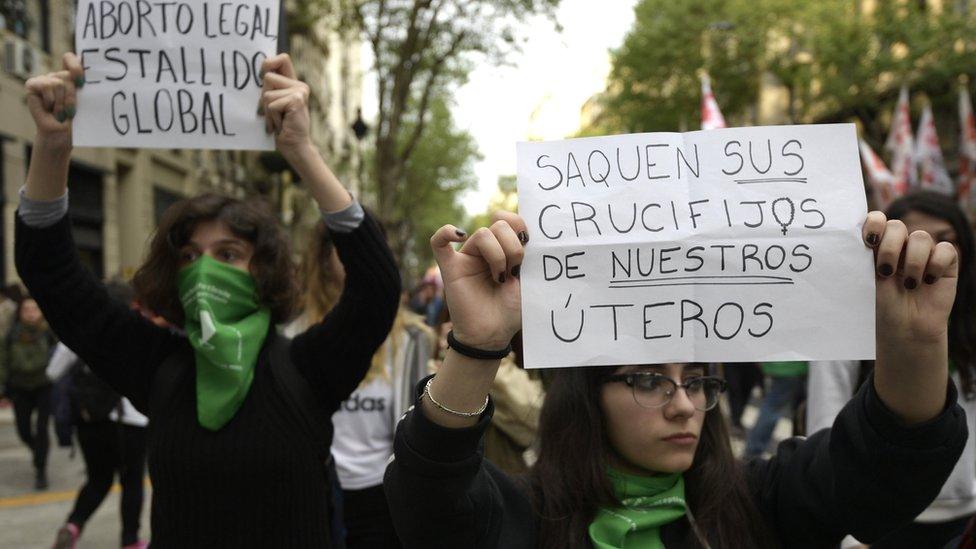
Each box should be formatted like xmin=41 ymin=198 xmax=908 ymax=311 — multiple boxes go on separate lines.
xmin=73 ymin=1 xmax=279 ymax=150
xmin=516 ymin=124 xmax=875 ymax=369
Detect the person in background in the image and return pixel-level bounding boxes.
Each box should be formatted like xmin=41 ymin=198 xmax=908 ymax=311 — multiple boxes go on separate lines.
xmin=722 ymin=362 xmax=764 ymax=438
xmin=48 ymin=281 xmax=149 ymax=549
xmin=0 ymin=296 xmax=55 ymax=489
xmin=807 ymin=190 xmax=976 ymax=549
xmin=743 ymin=361 xmax=808 ymax=458
xmin=0 ymin=284 xmax=25 ymax=339
xmin=484 ymin=334 xmax=544 ymax=475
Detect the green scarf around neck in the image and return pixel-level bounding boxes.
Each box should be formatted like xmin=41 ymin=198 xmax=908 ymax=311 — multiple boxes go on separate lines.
xmin=589 ymin=469 xmax=688 ymax=549
xmin=177 ymin=255 xmax=271 ymax=431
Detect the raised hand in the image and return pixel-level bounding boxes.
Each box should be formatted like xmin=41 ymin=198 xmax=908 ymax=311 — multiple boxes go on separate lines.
xmin=259 ymin=53 xmax=312 ymax=159
xmin=864 ymin=210 xmax=958 ymax=425
xmin=24 ymin=53 xmax=85 ymax=152
xmin=863 ymin=211 xmax=958 ymax=346
xmin=430 ymin=211 xmax=528 ymax=351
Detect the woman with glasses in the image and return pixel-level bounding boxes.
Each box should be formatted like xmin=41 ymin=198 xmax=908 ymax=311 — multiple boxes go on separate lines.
xmin=383 ymin=209 xmax=968 ymax=548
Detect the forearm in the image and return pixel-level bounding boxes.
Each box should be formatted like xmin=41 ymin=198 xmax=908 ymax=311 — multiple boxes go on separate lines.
xmin=874 ymin=333 xmax=948 ymax=426
xmin=422 ymin=350 xmax=501 ymax=429
xmin=284 ymin=143 xmax=352 ymax=213
xmin=24 ymin=138 xmax=71 ymax=201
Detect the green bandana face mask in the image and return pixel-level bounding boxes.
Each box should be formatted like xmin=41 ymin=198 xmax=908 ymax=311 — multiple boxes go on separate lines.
xmin=177 ymin=255 xmax=271 ymax=430
xmin=589 ymin=469 xmax=688 ymax=549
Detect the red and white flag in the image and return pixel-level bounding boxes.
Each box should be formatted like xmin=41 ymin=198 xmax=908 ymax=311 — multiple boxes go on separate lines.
xmin=885 ymin=86 xmax=916 ymax=196
xmin=701 ymin=74 xmax=727 ymax=130
xmin=959 ymin=86 xmax=976 ymax=211
xmin=859 ymin=139 xmax=896 ymax=210
xmin=915 ymin=104 xmax=954 ymax=195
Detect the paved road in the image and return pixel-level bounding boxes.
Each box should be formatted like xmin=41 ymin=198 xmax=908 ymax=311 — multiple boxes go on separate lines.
xmin=0 ymin=407 xmax=151 ymax=548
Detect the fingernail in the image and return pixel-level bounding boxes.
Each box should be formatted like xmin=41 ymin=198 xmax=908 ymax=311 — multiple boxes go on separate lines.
xmin=455 ymin=229 xmax=467 ymax=238
xmin=518 ymin=231 xmax=529 ymax=244
xmin=257 ymin=104 xmax=264 ymax=115
xmin=511 ymin=265 xmax=521 ymax=278
xmin=55 ymin=110 xmax=67 ymax=123
xmin=878 ymin=264 xmax=894 ymax=277
xmin=65 ymin=105 xmax=76 ymax=119
xmin=74 ymin=75 xmax=85 ymax=88
xmin=498 ymin=273 xmax=506 ymax=284
xmin=904 ymin=277 xmax=918 ymax=290
xmin=924 ymin=274 xmax=936 ymax=285
xmin=866 ymin=233 xmax=879 ymax=246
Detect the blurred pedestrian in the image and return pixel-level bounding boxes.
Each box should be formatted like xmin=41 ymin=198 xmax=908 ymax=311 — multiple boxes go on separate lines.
xmin=723 ymin=362 xmax=764 ymax=437
xmin=807 ymin=190 xmax=976 ymax=549
xmin=744 ymin=361 xmax=808 ymax=458
xmin=385 ymin=208 xmax=967 ymax=547
xmin=484 ymin=335 xmax=544 ymax=476
xmin=49 ymin=281 xmax=149 ymax=549
xmin=0 ymin=296 xmax=55 ymax=490
xmin=17 ymin=53 xmax=400 ymax=546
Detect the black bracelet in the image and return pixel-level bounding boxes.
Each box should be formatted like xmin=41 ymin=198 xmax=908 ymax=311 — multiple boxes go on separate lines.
xmin=447 ymin=330 xmax=511 ymax=361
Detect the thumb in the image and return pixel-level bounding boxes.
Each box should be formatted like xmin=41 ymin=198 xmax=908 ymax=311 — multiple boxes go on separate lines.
xmin=430 ymin=224 xmax=467 ymax=270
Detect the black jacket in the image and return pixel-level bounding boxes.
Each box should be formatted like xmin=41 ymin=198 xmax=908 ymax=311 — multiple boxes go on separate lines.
xmin=384 ymin=375 xmax=968 ymax=548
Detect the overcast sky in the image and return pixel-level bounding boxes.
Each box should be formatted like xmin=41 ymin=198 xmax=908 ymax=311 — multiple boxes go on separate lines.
xmin=361 ymin=0 xmax=639 ymax=215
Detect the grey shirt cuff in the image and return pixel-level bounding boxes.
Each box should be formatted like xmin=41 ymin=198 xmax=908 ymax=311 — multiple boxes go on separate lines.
xmin=322 ymin=199 xmax=364 ymax=233
xmin=18 ymin=187 xmax=68 ymax=228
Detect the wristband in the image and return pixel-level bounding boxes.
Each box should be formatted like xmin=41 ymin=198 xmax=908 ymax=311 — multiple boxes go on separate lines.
xmin=447 ymin=330 xmax=511 ymax=361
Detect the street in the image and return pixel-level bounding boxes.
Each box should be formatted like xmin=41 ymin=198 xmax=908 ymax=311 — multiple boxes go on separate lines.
xmin=0 ymin=408 xmax=151 ymax=548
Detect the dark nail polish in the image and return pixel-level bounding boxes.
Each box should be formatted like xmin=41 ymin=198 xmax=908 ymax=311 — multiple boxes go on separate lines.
xmin=455 ymin=230 xmax=467 ymax=238
xmin=65 ymin=105 xmax=76 ymax=119
xmin=74 ymin=75 xmax=85 ymax=89
xmin=924 ymin=274 xmax=936 ymax=285
xmin=511 ymin=265 xmax=521 ymax=278
xmin=518 ymin=231 xmax=529 ymax=244
xmin=498 ymin=273 xmax=506 ymax=284
xmin=55 ymin=110 xmax=66 ymax=123
xmin=866 ymin=233 xmax=879 ymax=246
xmin=878 ymin=264 xmax=894 ymax=277
xmin=904 ymin=277 xmax=918 ymax=290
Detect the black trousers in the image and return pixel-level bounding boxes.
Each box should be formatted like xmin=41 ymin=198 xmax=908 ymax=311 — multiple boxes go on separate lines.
xmin=342 ymin=484 xmax=401 ymax=549
xmin=870 ymin=514 xmax=972 ymax=549
xmin=67 ymin=421 xmax=147 ymax=546
xmin=9 ymin=384 xmax=52 ymax=476
xmin=724 ymin=363 xmax=764 ymax=428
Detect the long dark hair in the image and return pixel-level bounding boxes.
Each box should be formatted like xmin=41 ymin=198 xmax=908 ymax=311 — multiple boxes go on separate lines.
xmin=527 ymin=367 xmax=775 ymax=548
xmin=886 ymin=191 xmax=976 ymax=396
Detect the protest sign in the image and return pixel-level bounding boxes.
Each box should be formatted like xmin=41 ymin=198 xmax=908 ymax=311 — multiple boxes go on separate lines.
xmin=516 ymin=124 xmax=875 ymax=369
xmin=72 ymin=1 xmax=280 ymax=150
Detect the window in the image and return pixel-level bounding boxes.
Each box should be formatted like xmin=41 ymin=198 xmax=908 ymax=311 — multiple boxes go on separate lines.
xmin=154 ymin=187 xmax=183 ymax=224
xmin=0 ymin=0 xmax=49 ymax=50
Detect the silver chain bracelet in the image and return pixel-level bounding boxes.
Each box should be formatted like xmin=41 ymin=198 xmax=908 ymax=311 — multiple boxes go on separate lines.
xmin=422 ymin=377 xmax=489 ymax=418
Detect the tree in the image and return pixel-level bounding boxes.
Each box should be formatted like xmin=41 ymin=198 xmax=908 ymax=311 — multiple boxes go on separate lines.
xmin=586 ymin=0 xmax=976 ymax=154
xmin=335 ymin=0 xmax=559 ymax=253
xmin=391 ymin=95 xmax=481 ymax=276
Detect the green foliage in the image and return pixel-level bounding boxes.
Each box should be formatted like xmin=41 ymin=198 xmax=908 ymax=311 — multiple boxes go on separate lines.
xmin=587 ymin=0 xmax=976 ymax=147
xmin=386 ymin=95 xmax=482 ymax=272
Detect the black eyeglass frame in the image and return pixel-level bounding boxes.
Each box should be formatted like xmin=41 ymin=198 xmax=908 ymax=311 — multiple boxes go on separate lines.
xmin=602 ymin=372 xmax=728 ymax=411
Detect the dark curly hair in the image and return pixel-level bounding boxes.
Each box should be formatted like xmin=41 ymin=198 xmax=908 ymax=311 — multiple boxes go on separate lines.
xmin=132 ymin=193 xmax=298 ymax=325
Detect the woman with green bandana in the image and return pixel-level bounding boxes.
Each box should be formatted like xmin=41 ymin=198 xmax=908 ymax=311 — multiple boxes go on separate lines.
xmin=18 ymin=53 xmax=400 ymax=548
xmin=384 ymin=209 xmax=968 ymax=548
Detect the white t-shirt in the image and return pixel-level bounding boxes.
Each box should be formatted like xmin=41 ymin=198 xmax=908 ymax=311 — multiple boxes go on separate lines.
xmin=331 ymin=368 xmax=395 ymax=490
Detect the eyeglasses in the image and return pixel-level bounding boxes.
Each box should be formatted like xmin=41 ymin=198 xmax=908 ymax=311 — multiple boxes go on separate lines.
xmin=603 ymin=372 xmax=727 ymax=411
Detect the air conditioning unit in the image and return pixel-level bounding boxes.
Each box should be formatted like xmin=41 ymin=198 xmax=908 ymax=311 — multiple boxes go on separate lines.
xmin=3 ymin=36 xmax=41 ymax=80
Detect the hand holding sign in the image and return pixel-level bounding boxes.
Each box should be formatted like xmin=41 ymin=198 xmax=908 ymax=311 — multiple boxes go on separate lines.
xmin=431 ymin=212 xmax=528 ymax=351
xmin=258 ymin=53 xmax=311 ymax=160
xmin=24 ymin=53 xmax=86 ymax=152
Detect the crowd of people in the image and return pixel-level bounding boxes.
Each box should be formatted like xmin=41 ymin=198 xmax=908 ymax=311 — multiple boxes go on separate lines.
xmin=0 ymin=51 xmax=973 ymax=549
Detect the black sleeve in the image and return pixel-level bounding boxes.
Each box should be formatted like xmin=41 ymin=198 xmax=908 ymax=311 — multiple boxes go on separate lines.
xmin=383 ymin=379 xmax=537 ymax=549
xmin=748 ymin=372 xmax=968 ymax=547
xmin=289 ymin=211 xmax=401 ymax=413
xmin=15 ymin=214 xmax=178 ymax=411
